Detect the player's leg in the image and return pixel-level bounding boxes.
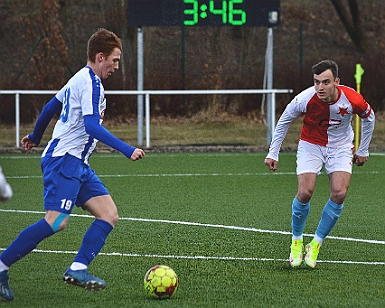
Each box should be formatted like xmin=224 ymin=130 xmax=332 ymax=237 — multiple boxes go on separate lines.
xmin=290 ymin=173 xmax=316 ymax=267
xmin=0 ymin=156 xmax=75 ymax=301
xmin=63 ymin=171 xmax=116 ymax=291
xmin=0 ymin=217 xmax=56 ymax=301
xmin=293 ymin=172 xmax=317 ymax=235
xmin=310 ymin=171 xmax=350 ymax=241
xmin=290 ymin=141 xmax=323 ymax=267
xmin=72 ymin=194 xmax=117 ymax=269
xmin=0 ymin=210 xmax=68 ymax=268
xmin=305 ymin=146 xmax=353 ymax=268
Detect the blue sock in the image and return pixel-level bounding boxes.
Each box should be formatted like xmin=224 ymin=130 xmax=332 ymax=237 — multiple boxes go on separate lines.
xmin=315 ymin=199 xmax=343 ymax=240
xmin=0 ymin=219 xmax=54 ymax=267
xmin=292 ymin=197 xmax=310 ymax=237
xmin=73 ymin=219 xmax=113 ymax=266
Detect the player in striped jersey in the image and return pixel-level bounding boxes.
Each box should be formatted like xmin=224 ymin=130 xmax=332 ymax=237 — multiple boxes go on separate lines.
xmin=264 ymin=60 xmax=375 ymax=268
xmin=0 ymin=29 xmax=145 ymax=301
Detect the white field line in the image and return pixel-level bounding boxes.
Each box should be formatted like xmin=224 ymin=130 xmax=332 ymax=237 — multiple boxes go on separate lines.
xmin=1 ymin=152 xmax=385 ymax=160
xmin=4 ymin=168 xmax=385 ymax=180
xmin=5 ymin=172 xmax=296 ymax=179
xmin=0 ymin=208 xmax=384 ymax=266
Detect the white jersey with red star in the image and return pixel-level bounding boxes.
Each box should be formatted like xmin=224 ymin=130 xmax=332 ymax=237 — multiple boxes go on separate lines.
xmin=266 ymin=85 xmax=375 ymax=161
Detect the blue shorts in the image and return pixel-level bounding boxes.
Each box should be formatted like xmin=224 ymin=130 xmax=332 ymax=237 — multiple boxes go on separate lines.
xmin=41 ymin=154 xmax=109 ymax=214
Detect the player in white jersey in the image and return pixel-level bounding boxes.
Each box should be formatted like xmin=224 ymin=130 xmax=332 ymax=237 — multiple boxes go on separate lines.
xmin=264 ymin=60 xmax=375 ymax=268
xmin=0 ymin=29 xmax=145 ymax=301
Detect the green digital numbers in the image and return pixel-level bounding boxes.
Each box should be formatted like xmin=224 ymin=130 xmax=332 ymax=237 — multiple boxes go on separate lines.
xmin=184 ymin=0 xmax=199 ymax=26
xmin=229 ymin=0 xmax=246 ymax=25
xmin=128 ymin=0 xmax=279 ymax=27
xmin=183 ymin=0 xmax=247 ymax=26
xmin=209 ymin=1 xmax=227 ymax=24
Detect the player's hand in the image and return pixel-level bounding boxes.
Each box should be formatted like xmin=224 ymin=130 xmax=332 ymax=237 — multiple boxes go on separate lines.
xmin=130 ymin=148 xmax=145 ymax=161
xmin=264 ymin=158 xmax=278 ymax=171
xmin=352 ymin=154 xmax=368 ymax=166
xmin=21 ymin=135 xmax=37 ymax=153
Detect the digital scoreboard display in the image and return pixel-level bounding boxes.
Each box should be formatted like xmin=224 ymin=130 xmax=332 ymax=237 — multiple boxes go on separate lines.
xmin=128 ymin=0 xmax=280 ymax=27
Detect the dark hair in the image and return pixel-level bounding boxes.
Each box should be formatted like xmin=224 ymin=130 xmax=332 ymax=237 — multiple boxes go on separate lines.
xmin=87 ymin=28 xmax=122 ymax=63
xmin=312 ymin=60 xmax=338 ymax=79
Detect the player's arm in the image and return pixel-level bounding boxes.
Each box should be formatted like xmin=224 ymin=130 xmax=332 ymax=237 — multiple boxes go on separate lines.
xmin=21 ymin=96 xmax=62 ymax=152
xmin=353 ymin=106 xmax=375 ymax=166
xmin=264 ymin=103 xmax=299 ymax=169
xmin=356 ymin=108 xmax=375 ymax=156
xmin=264 ymin=113 xmax=293 ymax=171
xmin=264 ymin=92 xmax=305 ymax=171
xmin=348 ymin=90 xmax=375 ymax=158
xmin=83 ymin=115 xmax=145 ymax=160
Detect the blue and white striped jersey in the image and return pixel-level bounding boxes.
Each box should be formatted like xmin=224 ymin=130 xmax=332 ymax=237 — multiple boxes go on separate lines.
xmin=42 ymin=66 xmax=104 ymax=164
xmin=29 ymin=66 xmax=135 ymax=164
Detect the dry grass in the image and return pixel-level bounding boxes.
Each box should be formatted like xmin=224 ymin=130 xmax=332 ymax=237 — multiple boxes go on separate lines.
xmin=1 ymin=112 xmax=384 ymax=152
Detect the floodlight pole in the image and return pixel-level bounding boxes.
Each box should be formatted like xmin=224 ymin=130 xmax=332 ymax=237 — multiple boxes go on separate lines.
xmin=266 ymin=27 xmax=275 ymax=145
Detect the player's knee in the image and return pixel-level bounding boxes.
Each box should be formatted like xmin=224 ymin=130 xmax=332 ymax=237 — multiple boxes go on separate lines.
xmin=330 ymin=192 xmax=346 ymax=205
xmin=100 ymin=211 xmax=119 ymax=227
xmin=110 ymin=212 xmax=119 ymax=226
xmin=330 ymin=187 xmax=348 ymax=204
xmin=296 ymin=188 xmax=313 ymax=203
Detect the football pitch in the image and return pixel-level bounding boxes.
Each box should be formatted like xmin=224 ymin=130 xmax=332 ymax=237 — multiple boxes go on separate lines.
xmin=0 ymin=152 xmax=384 ymax=307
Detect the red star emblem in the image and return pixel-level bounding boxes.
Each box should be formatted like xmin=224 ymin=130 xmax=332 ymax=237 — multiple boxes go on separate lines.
xmin=338 ymin=107 xmax=349 ymax=116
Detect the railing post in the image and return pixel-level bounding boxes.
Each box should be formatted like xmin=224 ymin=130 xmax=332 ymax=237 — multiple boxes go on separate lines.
xmin=271 ymin=92 xmax=276 ymax=136
xmin=15 ymin=93 xmax=20 ymax=148
xmin=145 ymin=93 xmax=150 ymax=148
xmin=137 ymin=27 xmax=144 ymax=146
xmin=266 ymin=27 xmax=274 ymax=145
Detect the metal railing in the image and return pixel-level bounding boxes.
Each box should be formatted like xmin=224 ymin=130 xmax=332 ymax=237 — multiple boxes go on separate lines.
xmin=0 ymin=89 xmax=293 ymax=148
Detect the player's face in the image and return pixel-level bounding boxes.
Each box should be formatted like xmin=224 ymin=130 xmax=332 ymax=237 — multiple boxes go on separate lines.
xmin=100 ymin=48 xmax=121 ymax=79
xmin=313 ymin=69 xmax=340 ymax=103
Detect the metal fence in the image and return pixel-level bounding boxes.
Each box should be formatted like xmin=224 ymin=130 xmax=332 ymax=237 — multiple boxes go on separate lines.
xmin=0 ymin=89 xmax=293 ymax=148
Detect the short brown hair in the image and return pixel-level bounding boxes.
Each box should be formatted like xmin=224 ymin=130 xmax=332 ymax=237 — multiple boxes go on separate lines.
xmin=312 ymin=60 xmax=338 ymax=79
xmin=87 ymin=28 xmax=122 ymax=63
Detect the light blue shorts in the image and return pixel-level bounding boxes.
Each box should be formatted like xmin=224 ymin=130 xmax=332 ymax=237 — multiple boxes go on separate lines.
xmin=41 ymin=154 xmax=109 ymax=214
xmin=296 ymin=140 xmax=354 ymax=176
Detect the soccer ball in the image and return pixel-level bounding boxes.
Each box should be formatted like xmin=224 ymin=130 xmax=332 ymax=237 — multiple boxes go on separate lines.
xmin=144 ymin=265 xmax=178 ymax=299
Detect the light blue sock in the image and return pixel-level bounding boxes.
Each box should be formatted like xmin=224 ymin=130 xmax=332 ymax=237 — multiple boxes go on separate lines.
xmin=315 ymin=199 xmax=344 ymax=240
xmin=291 ymin=197 xmax=310 ymax=237
xmin=73 ymin=219 xmax=113 ymax=266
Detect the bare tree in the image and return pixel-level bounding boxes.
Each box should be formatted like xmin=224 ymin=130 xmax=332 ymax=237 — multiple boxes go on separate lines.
xmin=330 ymin=0 xmax=365 ymax=52
xmin=17 ymin=0 xmax=69 ymax=89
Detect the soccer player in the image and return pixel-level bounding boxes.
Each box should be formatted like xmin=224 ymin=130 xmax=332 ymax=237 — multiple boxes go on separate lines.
xmin=0 ymin=167 xmax=12 ymax=202
xmin=0 ymin=28 xmax=145 ymax=301
xmin=264 ymin=60 xmax=375 ymax=268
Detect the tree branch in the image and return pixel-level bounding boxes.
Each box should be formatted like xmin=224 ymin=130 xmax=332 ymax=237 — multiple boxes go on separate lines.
xmin=329 ymin=0 xmax=365 ymax=52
